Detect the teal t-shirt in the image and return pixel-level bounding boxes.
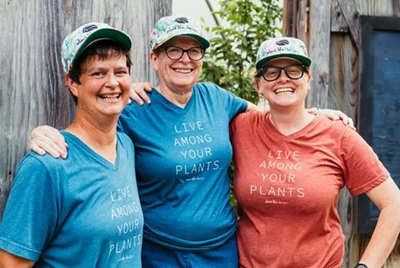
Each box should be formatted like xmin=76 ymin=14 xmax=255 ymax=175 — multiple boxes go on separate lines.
xmin=0 ymin=131 xmax=143 ymax=267
xmin=118 ymin=82 xmax=247 ymax=251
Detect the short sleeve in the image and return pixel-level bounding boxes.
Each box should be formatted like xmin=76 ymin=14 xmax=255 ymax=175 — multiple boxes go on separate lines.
xmin=0 ymin=155 xmax=59 ymax=261
xmin=203 ymin=82 xmax=248 ymax=120
xmin=341 ymin=128 xmax=390 ymax=196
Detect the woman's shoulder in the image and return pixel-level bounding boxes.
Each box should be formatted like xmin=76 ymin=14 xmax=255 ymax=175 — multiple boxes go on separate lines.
xmin=314 ymin=115 xmax=355 ymax=137
xmin=231 ymin=110 xmax=265 ymax=129
xmin=194 ymin=82 xmax=226 ymax=94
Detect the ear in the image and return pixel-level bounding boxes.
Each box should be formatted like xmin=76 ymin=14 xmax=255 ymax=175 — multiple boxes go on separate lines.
xmin=65 ymin=75 xmax=79 ymax=98
xmin=255 ymin=77 xmax=263 ymax=96
xmin=150 ymin=51 xmax=159 ymax=72
xmin=307 ymin=73 xmax=312 ymax=91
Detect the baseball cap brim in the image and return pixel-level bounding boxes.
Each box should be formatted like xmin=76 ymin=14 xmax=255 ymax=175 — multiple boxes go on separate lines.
xmin=256 ymin=53 xmax=311 ymax=69
xmin=72 ymin=28 xmax=132 ymax=67
xmin=153 ymin=32 xmax=210 ymax=50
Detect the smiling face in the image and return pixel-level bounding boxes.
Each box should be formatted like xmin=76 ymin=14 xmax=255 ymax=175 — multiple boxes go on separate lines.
xmin=67 ymin=51 xmax=131 ymax=123
xmin=256 ymin=58 xmax=311 ymax=110
xmin=150 ymin=36 xmax=204 ymax=92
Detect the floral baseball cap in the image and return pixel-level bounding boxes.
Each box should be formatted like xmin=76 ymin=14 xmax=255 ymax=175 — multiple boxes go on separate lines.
xmin=150 ymin=16 xmax=210 ymax=51
xmin=61 ymin=22 xmax=132 ymax=73
xmin=256 ymin=37 xmax=311 ymax=69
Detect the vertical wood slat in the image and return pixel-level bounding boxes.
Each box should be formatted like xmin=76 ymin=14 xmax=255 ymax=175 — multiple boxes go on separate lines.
xmin=337 ymin=0 xmax=361 ymax=48
xmin=0 ymin=0 xmax=172 ymax=219
xmin=296 ymin=0 xmax=308 ymax=44
xmin=331 ymin=0 xmax=350 ymax=33
xmin=282 ymin=0 xmax=295 ymax=37
xmin=306 ymin=0 xmax=331 ymax=109
xmin=329 ymin=34 xmax=360 ymax=267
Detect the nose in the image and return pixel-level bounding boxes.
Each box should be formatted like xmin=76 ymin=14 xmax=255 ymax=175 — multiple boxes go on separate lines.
xmin=105 ymin=72 xmax=119 ymax=87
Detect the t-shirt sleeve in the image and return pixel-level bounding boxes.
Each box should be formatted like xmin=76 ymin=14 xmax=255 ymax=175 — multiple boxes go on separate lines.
xmin=340 ymin=128 xmax=390 ymax=196
xmin=229 ymin=111 xmax=249 ymax=138
xmin=205 ymin=82 xmax=248 ymax=120
xmin=0 ymin=155 xmax=59 ymax=261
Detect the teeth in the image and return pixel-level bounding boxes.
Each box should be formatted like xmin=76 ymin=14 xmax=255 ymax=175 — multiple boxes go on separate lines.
xmin=275 ymin=88 xmax=294 ymax=94
xmin=174 ymin=68 xmax=192 ymax=73
xmin=99 ymin=94 xmax=121 ymax=99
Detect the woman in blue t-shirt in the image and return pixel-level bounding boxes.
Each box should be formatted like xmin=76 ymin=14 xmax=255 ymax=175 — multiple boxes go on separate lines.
xmin=0 ymin=23 xmax=143 ymax=267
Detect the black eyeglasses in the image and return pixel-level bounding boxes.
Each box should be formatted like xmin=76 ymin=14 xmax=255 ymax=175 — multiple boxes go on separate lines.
xmin=258 ymin=64 xmax=308 ymax=81
xmin=159 ymin=46 xmax=205 ymax=61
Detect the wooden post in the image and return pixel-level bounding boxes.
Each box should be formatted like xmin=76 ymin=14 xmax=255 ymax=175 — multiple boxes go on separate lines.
xmin=0 ymin=0 xmax=172 ymax=219
xmin=307 ymin=0 xmax=331 ymax=108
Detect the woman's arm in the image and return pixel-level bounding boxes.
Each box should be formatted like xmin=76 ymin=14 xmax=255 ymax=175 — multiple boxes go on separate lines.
xmin=0 ymin=250 xmax=34 ymax=268
xmin=358 ymin=177 xmax=400 ymax=267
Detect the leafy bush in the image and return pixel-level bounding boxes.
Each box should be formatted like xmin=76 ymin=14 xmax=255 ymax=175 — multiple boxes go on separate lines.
xmin=201 ymin=0 xmax=282 ymax=104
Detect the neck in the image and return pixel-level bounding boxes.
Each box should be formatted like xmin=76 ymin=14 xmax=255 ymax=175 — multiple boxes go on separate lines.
xmin=156 ymin=84 xmax=193 ymax=108
xmin=268 ymin=106 xmax=314 ymax=136
xmin=65 ymin=112 xmax=118 ymax=163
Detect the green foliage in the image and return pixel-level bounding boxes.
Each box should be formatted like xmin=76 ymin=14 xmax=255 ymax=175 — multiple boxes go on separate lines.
xmin=201 ymin=0 xmax=282 ymax=104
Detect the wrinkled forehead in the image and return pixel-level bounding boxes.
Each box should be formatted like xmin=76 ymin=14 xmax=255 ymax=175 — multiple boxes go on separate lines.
xmin=163 ymin=36 xmax=202 ymax=48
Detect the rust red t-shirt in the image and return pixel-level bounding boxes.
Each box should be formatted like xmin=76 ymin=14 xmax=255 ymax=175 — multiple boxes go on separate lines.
xmin=230 ymin=111 xmax=389 ymax=268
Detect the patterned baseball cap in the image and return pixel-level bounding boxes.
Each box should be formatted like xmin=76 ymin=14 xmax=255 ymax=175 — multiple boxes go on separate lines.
xmin=150 ymin=16 xmax=210 ymax=51
xmin=256 ymin=37 xmax=311 ymax=69
xmin=61 ymin=22 xmax=132 ymax=73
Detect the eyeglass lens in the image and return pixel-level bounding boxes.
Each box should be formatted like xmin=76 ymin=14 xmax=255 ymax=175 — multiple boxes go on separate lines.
xmin=261 ymin=64 xmax=305 ymax=81
xmin=164 ymin=46 xmax=205 ymax=61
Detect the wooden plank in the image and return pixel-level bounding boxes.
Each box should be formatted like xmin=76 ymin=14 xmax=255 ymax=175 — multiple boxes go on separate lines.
xmin=331 ymin=0 xmax=349 ymax=33
xmin=0 ymin=0 xmax=172 ymax=219
xmin=329 ymin=33 xmax=359 ymax=267
xmin=296 ymin=0 xmax=308 ymax=44
xmin=282 ymin=0 xmax=295 ymax=37
xmin=328 ymin=35 xmax=359 ymax=121
xmin=306 ymin=0 xmax=331 ymax=108
xmin=337 ymin=0 xmax=361 ymax=48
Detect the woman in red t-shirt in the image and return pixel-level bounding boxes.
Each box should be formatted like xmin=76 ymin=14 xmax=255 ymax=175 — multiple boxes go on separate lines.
xmin=230 ymin=37 xmax=400 ymax=268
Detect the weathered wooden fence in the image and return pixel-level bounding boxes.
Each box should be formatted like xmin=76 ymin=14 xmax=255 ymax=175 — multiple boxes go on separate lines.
xmin=283 ymin=0 xmax=400 ymax=267
xmin=0 ymin=0 xmax=172 ymax=219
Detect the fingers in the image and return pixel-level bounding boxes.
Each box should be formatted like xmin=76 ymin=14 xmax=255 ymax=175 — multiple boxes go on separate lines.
xmin=347 ymin=117 xmax=355 ymax=129
xmin=336 ymin=111 xmax=355 ymax=128
xmin=29 ymin=143 xmax=46 ymax=156
xmin=29 ymin=126 xmax=68 ymax=159
xmin=336 ymin=111 xmax=348 ymax=125
xmin=129 ymin=82 xmax=152 ymax=105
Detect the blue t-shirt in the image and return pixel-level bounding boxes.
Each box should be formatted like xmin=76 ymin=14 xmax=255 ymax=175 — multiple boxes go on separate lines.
xmin=118 ymin=82 xmax=247 ymax=251
xmin=0 ymin=131 xmax=143 ymax=267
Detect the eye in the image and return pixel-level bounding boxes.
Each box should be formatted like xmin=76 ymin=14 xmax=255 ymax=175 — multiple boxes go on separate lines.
xmin=90 ymin=71 xmax=105 ymax=77
xmin=189 ymin=48 xmax=202 ymax=55
xmin=166 ymin=47 xmax=182 ymax=54
xmin=115 ymin=69 xmax=129 ymax=76
xmin=264 ymin=67 xmax=279 ymax=76
xmin=287 ymin=65 xmax=302 ymax=74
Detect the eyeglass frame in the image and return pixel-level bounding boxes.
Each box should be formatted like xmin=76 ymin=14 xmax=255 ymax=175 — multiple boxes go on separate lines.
xmin=257 ymin=64 xmax=309 ymax=82
xmin=158 ymin=46 xmax=206 ymax=61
